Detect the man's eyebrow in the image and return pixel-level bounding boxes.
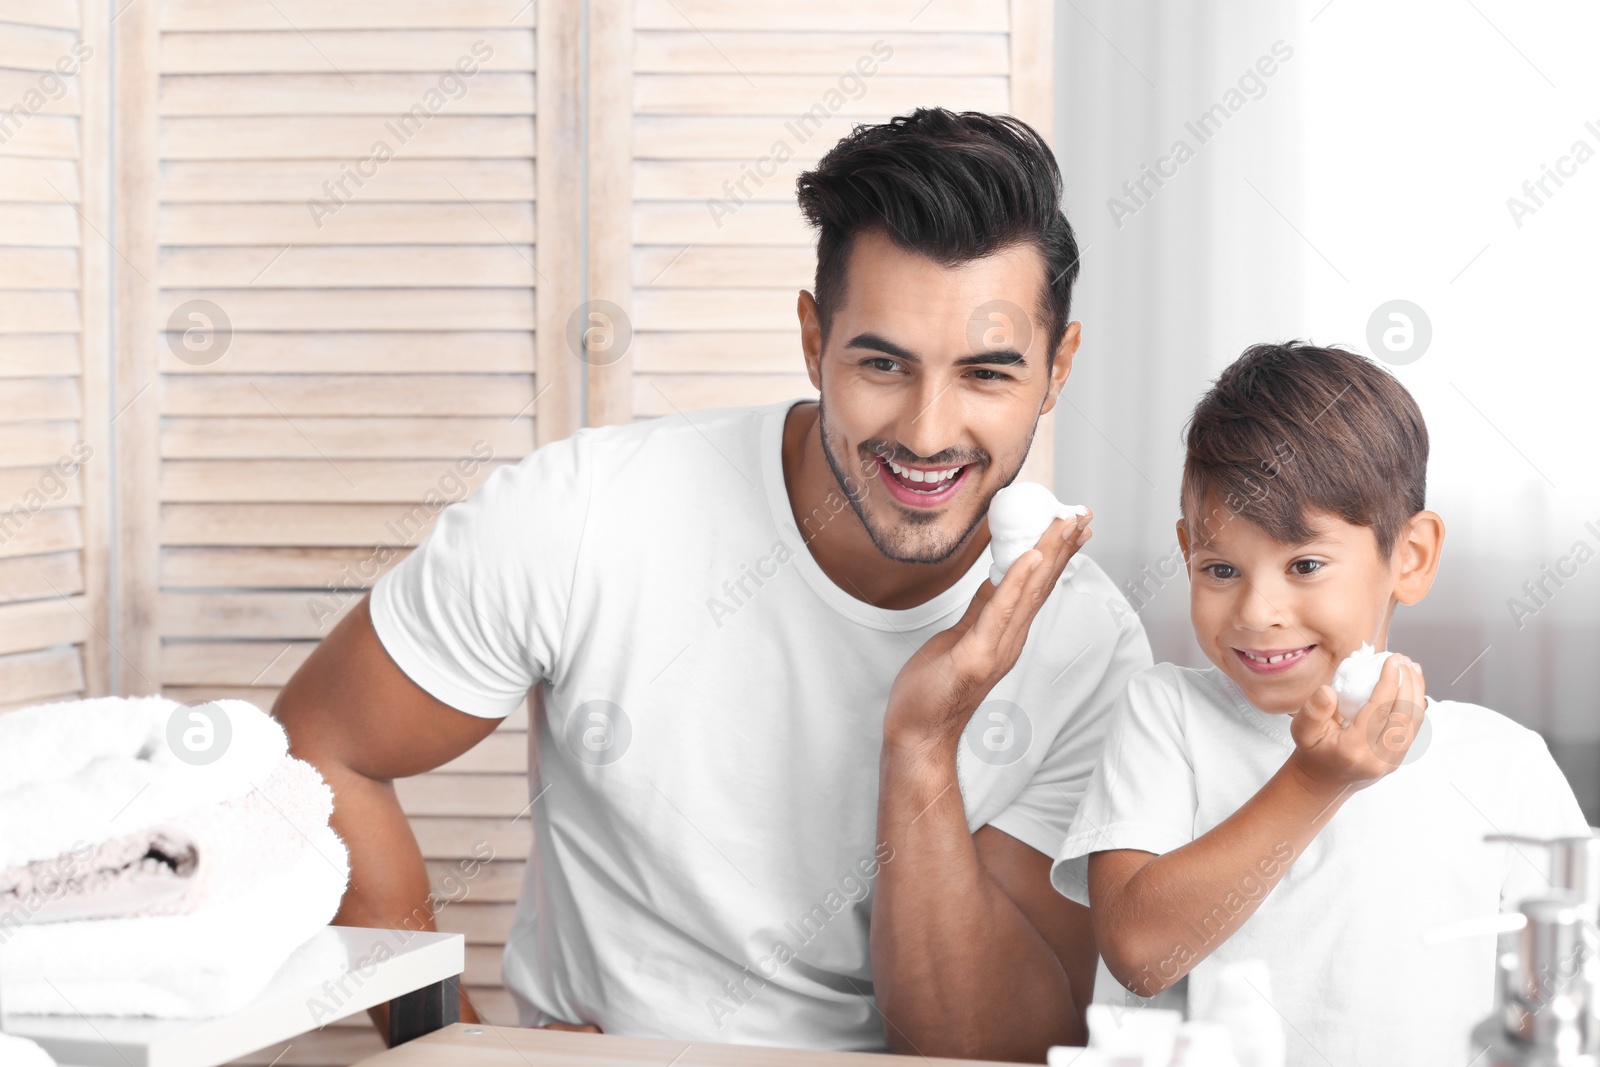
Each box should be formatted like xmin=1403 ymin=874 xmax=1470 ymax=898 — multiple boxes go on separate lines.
xmin=844 ymin=331 xmax=1028 ymax=367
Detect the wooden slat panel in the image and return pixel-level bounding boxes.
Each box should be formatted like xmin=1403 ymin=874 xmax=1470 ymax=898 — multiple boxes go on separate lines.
xmin=435 ymin=902 xmax=515 ymax=940
xmin=161 ymin=374 xmax=535 ymax=417
xmin=0 ymin=550 xmax=82 ymax=602
xmin=162 ymin=685 xmax=280 ymax=707
xmin=0 ymin=22 xmax=78 ymax=69
xmin=159 ymin=591 xmax=356 ymax=638
xmin=155 ymin=288 xmax=534 ymax=331
xmin=0 ymin=205 xmax=80 ymax=246
xmin=633 ymin=74 xmax=1006 ymax=115
xmin=157 ymin=332 xmax=533 ymax=374
xmin=632 ymin=114 xmax=873 ymax=159
xmin=160 ymin=203 xmax=535 ymax=245
xmin=0 ymin=116 xmax=77 ymax=159
xmin=161 ymin=246 xmax=537 ymax=288
xmin=161 ymin=547 xmax=412 ymax=589
xmin=634 ymin=201 xmax=809 ymax=246
xmin=0 ymin=508 xmax=82 ymax=559
xmin=0 ymin=69 xmax=81 ymax=114
xmin=635 ymin=245 xmax=811 ymax=288
xmin=634 ymin=373 xmax=814 ymax=417
xmin=634 ymin=0 xmax=1008 ymax=32
xmin=634 ymin=159 xmax=810 ymax=203
xmin=412 ymin=816 xmax=531 ymax=861
xmin=161 ymin=640 xmax=313 ymax=686
xmin=0 ymin=247 xmax=81 ymax=288
xmin=0 ymin=595 xmax=89 ymax=654
xmin=0 ymin=421 xmax=80 ymax=466
xmin=0 ymin=334 xmax=80 ymax=377
xmin=160 ymin=74 xmax=535 ymax=116
xmin=161 ymin=417 xmax=534 ymax=459
xmin=0 ymin=1 xmax=79 ymax=30
xmin=161 ymin=504 xmax=444 ymax=548
xmin=161 ymin=29 xmax=534 ymax=75
xmin=394 ymin=773 xmax=528 ymax=817
xmin=161 ymin=116 xmax=536 ymax=160
xmin=161 ymin=459 xmax=509 ymax=503
xmin=0 ymin=376 xmax=79 ymax=420
xmin=633 ymin=30 xmax=1008 ymax=74
xmin=227 ymin=1028 xmax=386 ymax=1067
xmin=633 ymin=288 xmax=797 ymax=331
xmin=0 ymin=465 xmax=84 ymax=506
xmin=161 ymin=159 xmax=535 ymax=203
xmin=426 ymin=860 xmax=523 ymax=903
xmin=160 ymin=3 xmax=535 ymax=31
xmin=632 ymin=331 xmax=800 ymax=374
xmin=0 ymin=157 xmax=81 ymax=200
xmin=0 ymin=291 xmax=79 ymax=332
xmin=0 ymin=645 xmax=84 ymax=703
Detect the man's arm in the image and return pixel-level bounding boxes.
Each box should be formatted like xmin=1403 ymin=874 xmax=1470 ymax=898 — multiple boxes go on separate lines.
xmin=273 ymin=595 xmax=502 ymax=1036
xmin=870 ymin=513 xmax=1098 ymax=1061
xmin=1088 ymin=656 xmax=1426 ymax=996
xmin=871 ymin=740 xmax=1097 ymax=1062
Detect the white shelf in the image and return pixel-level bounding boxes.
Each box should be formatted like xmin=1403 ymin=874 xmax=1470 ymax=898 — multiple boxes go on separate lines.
xmin=2 ymin=926 xmax=463 ymax=1067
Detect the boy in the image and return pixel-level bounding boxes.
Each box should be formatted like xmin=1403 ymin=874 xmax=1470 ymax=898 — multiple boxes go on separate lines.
xmin=1051 ymin=342 xmax=1590 ymax=1065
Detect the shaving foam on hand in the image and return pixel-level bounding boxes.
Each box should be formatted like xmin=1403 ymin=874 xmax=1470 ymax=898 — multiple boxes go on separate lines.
xmin=1331 ymin=642 xmax=1396 ymax=723
xmin=986 ymin=482 xmax=1088 ymax=585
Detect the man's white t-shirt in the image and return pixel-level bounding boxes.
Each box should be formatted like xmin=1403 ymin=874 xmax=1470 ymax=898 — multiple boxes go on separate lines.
xmin=1051 ymin=662 xmax=1591 ymax=1067
xmin=371 ymin=397 xmax=1153 ymax=1050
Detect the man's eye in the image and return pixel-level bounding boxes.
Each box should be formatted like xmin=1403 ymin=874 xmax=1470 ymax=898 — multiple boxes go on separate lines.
xmin=1203 ymin=563 xmax=1238 ymax=580
xmin=1291 ymin=559 xmax=1325 ymax=576
xmin=864 ymin=358 xmax=898 ymax=373
xmin=971 ymin=369 xmax=1013 ymax=382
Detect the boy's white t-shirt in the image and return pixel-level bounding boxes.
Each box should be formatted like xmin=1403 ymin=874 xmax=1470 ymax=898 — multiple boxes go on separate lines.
xmin=1052 ymin=662 xmax=1591 ymax=1067
xmin=370 ymin=397 xmax=1153 ymax=1050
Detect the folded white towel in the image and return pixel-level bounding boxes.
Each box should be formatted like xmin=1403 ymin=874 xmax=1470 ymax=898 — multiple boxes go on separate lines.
xmin=0 ymin=824 xmax=349 ymax=1018
xmin=0 ymin=696 xmax=288 ymax=871
xmin=1 ymin=756 xmax=334 ymax=923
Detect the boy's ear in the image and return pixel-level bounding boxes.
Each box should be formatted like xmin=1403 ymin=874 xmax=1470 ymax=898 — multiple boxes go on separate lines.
xmin=1393 ymin=510 xmax=1445 ymax=606
xmin=1176 ymin=519 xmax=1192 ymax=568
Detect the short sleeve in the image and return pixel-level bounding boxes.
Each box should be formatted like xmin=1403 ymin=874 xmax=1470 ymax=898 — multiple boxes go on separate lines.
xmin=984 ymin=605 xmax=1154 ymax=858
xmin=1501 ymin=728 xmax=1594 ymax=909
xmin=1050 ymin=665 xmax=1199 ymax=905
xmin=369 ymin=432 xmax=592 ymax=718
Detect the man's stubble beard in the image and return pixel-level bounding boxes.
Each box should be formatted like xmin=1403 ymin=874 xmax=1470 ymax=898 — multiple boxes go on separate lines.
xmin=814 ymin=395 xmax=1038 ymax=567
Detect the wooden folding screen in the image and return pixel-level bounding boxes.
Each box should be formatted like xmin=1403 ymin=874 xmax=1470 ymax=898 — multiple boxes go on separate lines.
xmin=6 ymin=2 xmax=1052 ymax=1062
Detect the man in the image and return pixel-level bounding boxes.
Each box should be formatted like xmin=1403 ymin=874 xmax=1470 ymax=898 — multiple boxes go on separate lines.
xmin=275 ymin=108 xmax=1150 ymax=1062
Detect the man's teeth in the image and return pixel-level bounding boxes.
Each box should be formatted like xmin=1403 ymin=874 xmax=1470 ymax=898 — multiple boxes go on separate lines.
xmin=887 ymin=459 xmax=962 ymax=486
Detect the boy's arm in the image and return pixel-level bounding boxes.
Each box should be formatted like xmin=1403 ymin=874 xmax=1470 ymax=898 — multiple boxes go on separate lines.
xmin=1090 ymin=654 xmax=1426 ymax=995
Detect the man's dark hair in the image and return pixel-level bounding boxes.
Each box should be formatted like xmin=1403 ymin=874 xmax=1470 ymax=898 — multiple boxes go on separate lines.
xmin=1181 ymin=342 xmax=1429 ymax=557
xmin=795 ymin=107 xmax=1080 ymax=364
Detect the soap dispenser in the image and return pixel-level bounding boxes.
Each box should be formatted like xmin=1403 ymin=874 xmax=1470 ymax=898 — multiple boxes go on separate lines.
xmin=1469 ymin=831 xmax=1600 ymax=1065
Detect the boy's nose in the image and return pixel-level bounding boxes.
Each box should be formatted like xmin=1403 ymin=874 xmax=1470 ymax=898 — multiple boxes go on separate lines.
xmin=1233 ymin=579 xmax=1288 ymax=631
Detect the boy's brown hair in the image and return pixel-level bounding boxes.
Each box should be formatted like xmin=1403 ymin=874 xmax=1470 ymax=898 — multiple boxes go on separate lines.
xmin=1181 ymin=342 xmax=1429 ymax=557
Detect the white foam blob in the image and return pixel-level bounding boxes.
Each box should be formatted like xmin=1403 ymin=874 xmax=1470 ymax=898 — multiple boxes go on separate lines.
xmin=1331 ymin=641 xmax=1396 ymax=723
xmin=986 ymin=481 xmax=1088 ymax=585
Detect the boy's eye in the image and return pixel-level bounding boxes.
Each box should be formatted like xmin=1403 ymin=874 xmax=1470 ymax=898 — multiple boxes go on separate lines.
xmin=1290 ymin=559 xmax=1325 ymax=576
xmin=1202 ymin=563 xmax=1238 ymax=580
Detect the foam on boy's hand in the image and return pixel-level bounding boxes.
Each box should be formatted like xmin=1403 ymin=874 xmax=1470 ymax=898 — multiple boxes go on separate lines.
xmin=1331 ymin=642 xmax=1396 ymax=723
xmin=986 ymin=482 xmax=1088 ymax=585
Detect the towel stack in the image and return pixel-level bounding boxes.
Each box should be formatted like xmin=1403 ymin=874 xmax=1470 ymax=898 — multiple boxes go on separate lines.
xmin=0 ymin=696 xmax=349 ymax=1018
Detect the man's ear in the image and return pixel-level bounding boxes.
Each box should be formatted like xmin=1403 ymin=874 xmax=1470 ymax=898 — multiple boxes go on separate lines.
xmin=1038 ymin=320 xmax=1081 ymax=416
xmin=1393 ymin=510 xmax=1445 ymax=606
xmin=798 ymin=290 xmax=823 ymax=392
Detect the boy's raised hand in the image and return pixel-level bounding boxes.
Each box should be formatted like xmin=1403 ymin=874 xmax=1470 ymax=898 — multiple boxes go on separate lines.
xmin=1288 ymin=654 xmax=1427 ymax=790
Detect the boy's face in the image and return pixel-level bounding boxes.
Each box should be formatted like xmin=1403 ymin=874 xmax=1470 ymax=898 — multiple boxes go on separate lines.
xmin=1180 ymin=499 xmax=1402 ymax=714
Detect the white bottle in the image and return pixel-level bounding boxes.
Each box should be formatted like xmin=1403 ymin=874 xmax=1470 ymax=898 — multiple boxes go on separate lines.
xmin=1170 ymin=1021 xmax=1242 ymax=1067
xmin=1193 ymin=960 xmax=1286 ymax=1067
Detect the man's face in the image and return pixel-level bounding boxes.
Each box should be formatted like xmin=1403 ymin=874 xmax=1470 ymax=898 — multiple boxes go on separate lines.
xmin=1182 ymin=498 xmax=1403 ymax=713
xmin=802 ymin=228 xmax=1073 ymax=565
